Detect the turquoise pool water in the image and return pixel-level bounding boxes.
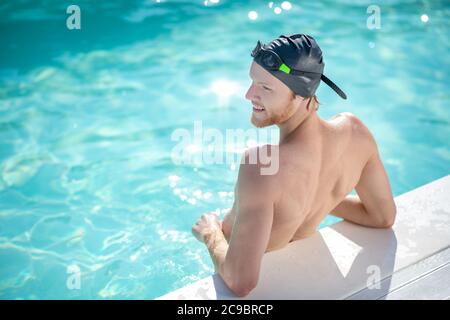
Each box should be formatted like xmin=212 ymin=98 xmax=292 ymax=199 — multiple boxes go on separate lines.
xmin=0 ymin=0 xmax=449 ymax=299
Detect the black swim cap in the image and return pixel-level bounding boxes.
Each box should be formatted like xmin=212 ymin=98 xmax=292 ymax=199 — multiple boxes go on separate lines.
xmin=251 ymin=34 xmax=347 ymax=100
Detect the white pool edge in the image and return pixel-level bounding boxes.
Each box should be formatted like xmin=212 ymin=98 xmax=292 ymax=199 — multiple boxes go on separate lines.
xmin=157 ymin=174 xmax=450 ymax=300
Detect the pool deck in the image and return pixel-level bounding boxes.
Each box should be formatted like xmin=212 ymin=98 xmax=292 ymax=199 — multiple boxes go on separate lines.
xmin=157 ymin=174 xmax=450 ymax=300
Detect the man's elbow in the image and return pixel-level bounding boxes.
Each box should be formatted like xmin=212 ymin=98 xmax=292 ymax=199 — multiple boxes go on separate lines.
xmin=377 ymin=204 xmax=397 ymax=228
xmin=229 ymin=279 xmax=258 ymax=297
xmin=222 ymin=259 xmax=260 ymax=297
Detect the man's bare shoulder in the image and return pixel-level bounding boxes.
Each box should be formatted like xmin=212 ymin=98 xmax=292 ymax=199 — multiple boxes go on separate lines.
xmin=340 ymin=112 xmax=377 ymax=155
xmin=238 ymin=145 xmax=281 ymax=199
xmin=240 ymin=145 xmax=281 ymax=178
xmin=339 ymin=112 xmax=374 ymax=139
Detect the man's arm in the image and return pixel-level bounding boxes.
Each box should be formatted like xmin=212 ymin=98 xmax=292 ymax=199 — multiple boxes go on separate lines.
xmin=330 ymin=119 xmax=396 ymax=228
xmin=221 ymin=186 xmax=238 ymax=243
xmin=203 ymin=147 xmax=277 ymax=297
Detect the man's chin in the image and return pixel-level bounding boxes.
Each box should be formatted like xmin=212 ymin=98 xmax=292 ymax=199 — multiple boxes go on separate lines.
xmin=251 ymin=114 xmax=274 ymax=128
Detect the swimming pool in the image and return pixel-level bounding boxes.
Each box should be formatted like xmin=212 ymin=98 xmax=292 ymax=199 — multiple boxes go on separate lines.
xmin=0 ymin=0 xmax=448 ymax=299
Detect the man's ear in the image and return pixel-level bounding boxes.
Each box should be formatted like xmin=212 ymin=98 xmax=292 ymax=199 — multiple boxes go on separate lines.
xmin=305 ymin=96 xmax=314 ymax=111
xmin=293 ymin=94 xmax=307 ymax=110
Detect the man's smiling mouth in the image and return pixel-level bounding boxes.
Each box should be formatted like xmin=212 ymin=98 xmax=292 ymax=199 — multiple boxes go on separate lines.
xmin=252 ymin=104 xmax=265 ymax=112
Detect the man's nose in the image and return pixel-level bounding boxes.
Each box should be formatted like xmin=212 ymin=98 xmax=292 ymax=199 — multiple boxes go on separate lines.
xmin=245 ymin=84 xmax=256 ymax=101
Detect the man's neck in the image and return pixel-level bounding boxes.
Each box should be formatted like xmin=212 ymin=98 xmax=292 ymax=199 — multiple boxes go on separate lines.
xmin=277 ymin=108 xmax=324 ymax=144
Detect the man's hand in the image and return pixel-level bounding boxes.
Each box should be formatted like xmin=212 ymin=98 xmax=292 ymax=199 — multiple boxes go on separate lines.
xmin=191 ymin=212 xmax=222 ymax=244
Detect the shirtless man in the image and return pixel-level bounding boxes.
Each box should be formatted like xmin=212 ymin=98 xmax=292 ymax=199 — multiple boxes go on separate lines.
xmin=192 ymin=34 xmax=396 ymax=297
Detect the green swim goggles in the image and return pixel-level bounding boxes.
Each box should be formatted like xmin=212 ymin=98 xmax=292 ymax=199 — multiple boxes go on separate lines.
xmin=251 ymin=40 xmax=321 ymax=76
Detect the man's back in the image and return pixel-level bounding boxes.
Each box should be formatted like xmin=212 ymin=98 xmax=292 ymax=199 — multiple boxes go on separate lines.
xmin=274 ymin=112 xmax=373 ymax=245
xmin=222 ymin=112 xmax=394 ymax=252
